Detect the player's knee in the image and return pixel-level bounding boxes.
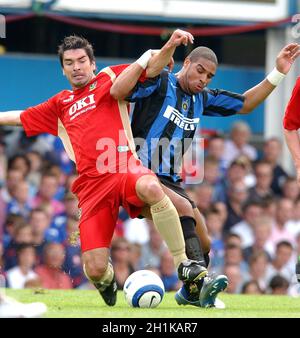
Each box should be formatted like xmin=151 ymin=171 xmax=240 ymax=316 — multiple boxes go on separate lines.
xmin=84 ymin=259 xmax=108 ymax=281
xmin=175 ymin=197 xmax=193 ymax=217
xmin=137 ymin=178 xmax=164 ymax=203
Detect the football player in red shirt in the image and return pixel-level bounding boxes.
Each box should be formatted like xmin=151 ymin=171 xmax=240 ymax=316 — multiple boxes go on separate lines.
xmin=0 ymin=30 xmax=207 ymax=306
xmin=283 ymin=77 xmax=300 ymax=284
xmin=284 ymin=77 xmax=300 ymax=186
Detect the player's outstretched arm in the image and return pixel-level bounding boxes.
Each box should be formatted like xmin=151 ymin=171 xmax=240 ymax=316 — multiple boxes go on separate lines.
xmin=284 ymin=128 xmax=300 ymax=185
xmin=110 ymin=29 xmax=194 ymax=100
xmin=0 ymin=110 xmax=23 ymax=126
xmin=238 ymin=43 xmax=300 ymax=114
xmin=146 ymin=29 xmax=194 ymax=78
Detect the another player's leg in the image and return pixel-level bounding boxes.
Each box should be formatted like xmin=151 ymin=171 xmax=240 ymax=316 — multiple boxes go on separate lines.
xmin=0 ymin=292 xmax=47 ymax=318
xmin=158 ymin=184 xmax=209 ymax=303
xmin=81 ymin=208 xmax=118 ymax=306
xmin=134 ymin=174 xmax=208 ymax=283
xmin=175 ymin=206 xmax=228 ymax=308
xmin=193 ymin=208 xmax=228 ymax=308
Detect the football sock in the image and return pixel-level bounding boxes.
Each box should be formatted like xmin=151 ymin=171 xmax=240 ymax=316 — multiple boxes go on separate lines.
xmin=150 ymin=195 xmax=187 ymax=268
xmin=204 ymin=253 xmax=210 ymax=268
xmin=180 ymin=216 xmax=206 ymax=267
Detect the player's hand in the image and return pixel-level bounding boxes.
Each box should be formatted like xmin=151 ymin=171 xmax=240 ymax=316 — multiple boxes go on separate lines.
xmin=276 ymin=43 xmax=300 ymax=74
xmin=168 ymin=29 xmax=194 ymax=47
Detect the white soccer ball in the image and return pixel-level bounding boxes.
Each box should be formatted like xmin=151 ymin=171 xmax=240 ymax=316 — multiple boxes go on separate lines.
xmin=123 ymin=270 xmax=165 ymax=308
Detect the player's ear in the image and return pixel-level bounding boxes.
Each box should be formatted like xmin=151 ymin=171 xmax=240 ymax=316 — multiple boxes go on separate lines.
xmin=183 ymin=57 xmax=191 ymax=68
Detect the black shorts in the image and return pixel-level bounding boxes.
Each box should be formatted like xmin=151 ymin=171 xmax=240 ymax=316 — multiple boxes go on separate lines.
xmin=158 ymin=176 xmax=196 ymax=209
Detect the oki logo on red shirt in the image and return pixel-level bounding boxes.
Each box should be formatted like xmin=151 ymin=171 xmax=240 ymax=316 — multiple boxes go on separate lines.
xmin=69 ymin=94 xmax=96 ymax=120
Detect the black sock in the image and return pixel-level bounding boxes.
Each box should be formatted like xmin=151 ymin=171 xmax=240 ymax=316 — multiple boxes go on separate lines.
xmin=204 ymin=253 xmax=210 ymax=268
xmin=180 ymin=216 xmax=205 ymax=267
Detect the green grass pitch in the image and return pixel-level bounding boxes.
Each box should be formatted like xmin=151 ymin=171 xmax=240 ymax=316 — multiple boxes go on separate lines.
xmin=4 ymin=289 xmax=300 ymax=318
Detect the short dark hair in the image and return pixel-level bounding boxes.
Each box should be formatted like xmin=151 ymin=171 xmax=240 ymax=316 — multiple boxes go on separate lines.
xmin=58 ymin=35 xmax=95 ymax=67
xmin=187 ymin=46 xmax=218 ymax=65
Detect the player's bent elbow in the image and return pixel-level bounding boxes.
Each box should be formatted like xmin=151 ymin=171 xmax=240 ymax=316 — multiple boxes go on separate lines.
xmin=110 ymin=85 xmax=126 ymax=100
xmin=237 ymin=107 xmax=251 ymax=115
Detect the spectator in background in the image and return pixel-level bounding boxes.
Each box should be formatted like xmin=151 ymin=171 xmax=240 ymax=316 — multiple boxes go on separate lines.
xmin=0 ymin=139 xmax=7 ymax=189
xmin=206 ymin=134 xmax=226 ymax=178
xmin=0 ymin=242 xmax=4 ymax=274
xmin=193 ymin=182 xmax=214 ymax=214
xmin=269 ymin=198 xmax=295 ymax=247
xmin=7 ymin=155 xmax=37 ymax=200
xmin=29 ymin=208 xmax=58 ymax=261
xmin=111 ymin=237 xmax=135 ymax=290
xmin=7 ymin=180 xmax=31 ymax=219
xmin=128 ymin=243 xmax=142 ymax=271
xmin=262 ymin=137 xmax=288 ymax=195
xmin=247 ymin=251 xmax=270 ymax=292
xmin=139 ymin=222 xmax=167 ymax=270
xmin=44 ymin=164 xmax=67 ymax=201
xmin=205 ymin=206 xmax=224 ymax=269
xmin=223 ymin=180 xmax=248 ymax=233
xmin=247 ymin=160 xmax=274 ymax=204
xmin=243 ymin=215 xmax=274 ymax=263
xmin=286 ymin=197 xmax=300 ymax=237
xmin=2 ymin=213 xmax=26 ymax=250
xmin=282 ymin=176 xmax=300 ymax=203
xmin=221 ymin=244 xmax=249 ymax=275
xmin=6 ymin=244 xmax=38 ymax=289
xmin=217 ymin=157 xmax=249 ymax=203
xmin=8 ymin=155 xmax=31 ymax=180
xmin=241 ymin=280 xmax=264 ymax=294
xmin=269 ymin=275 xmax=290 ymax=295
xmin=4 ymin=223 xmax=33 ymax=270
xmin=160 ymin=250 xmax=182 ymax=291
xmin=25 ymin=151 xmax=43 ymax=189
xmin=1 ymin=168 xmax=24 ymax=203
xmin=222 ymin=121 xmax=257 ymax=169
xmin=261 ymin=196 xmax=277 ymax=219
xmin=31 ymin=172 xmax=65 ymax=218
xmin=223 ymin=264 xmax=244 ymax=294
xmin=202 ymin=156 xmax=224 ymax=202
xmin=224 ymin=233 xmax=242 ymax=248
xmin=35 ymin=242 xmax=72 ymax=289
xmin=230 ymin=201 xmax=263 ymax=249
xmin=213 ymin=201 xmax=228 ymax=225
xmin=265 ymin=241 xmax=294 ymax=286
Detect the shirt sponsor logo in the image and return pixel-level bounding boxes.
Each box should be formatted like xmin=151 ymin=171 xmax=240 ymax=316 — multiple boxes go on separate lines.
xmin=69 ymin=94 xmax=96 ymax=120
xmin=63 ymin=95 xmax=74 ymax=103
xmin=163 ymin=105 xmax=199 ymax=131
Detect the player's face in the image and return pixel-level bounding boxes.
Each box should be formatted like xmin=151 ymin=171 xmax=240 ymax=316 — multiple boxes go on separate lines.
xmin=62 ymin=49 xmax=96 ymax=89
xmin=182 ymin=57 xmax=216 ymax=94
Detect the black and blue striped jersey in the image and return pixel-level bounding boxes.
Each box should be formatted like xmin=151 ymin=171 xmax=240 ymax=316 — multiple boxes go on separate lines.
xmin=128 ymin=70 xmax=245 ymax=182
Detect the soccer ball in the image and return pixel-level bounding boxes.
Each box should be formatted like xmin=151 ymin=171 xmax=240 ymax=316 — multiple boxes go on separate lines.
xmin=123 ymin=270 xmax=165 ymax=308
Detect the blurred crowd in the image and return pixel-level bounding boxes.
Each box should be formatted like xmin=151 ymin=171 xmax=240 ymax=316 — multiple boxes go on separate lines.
xmin=0 ymin=121 xmax=300 ymax=297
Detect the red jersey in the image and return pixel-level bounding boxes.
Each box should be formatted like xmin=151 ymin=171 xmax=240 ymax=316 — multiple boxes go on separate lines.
xmin=20 ymin=64 xmax=147 ymax=220
xmin=283 ymin=77 xmax=300 ymax=130
xmin=21 ymin=64 xmax=139 ymax=175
